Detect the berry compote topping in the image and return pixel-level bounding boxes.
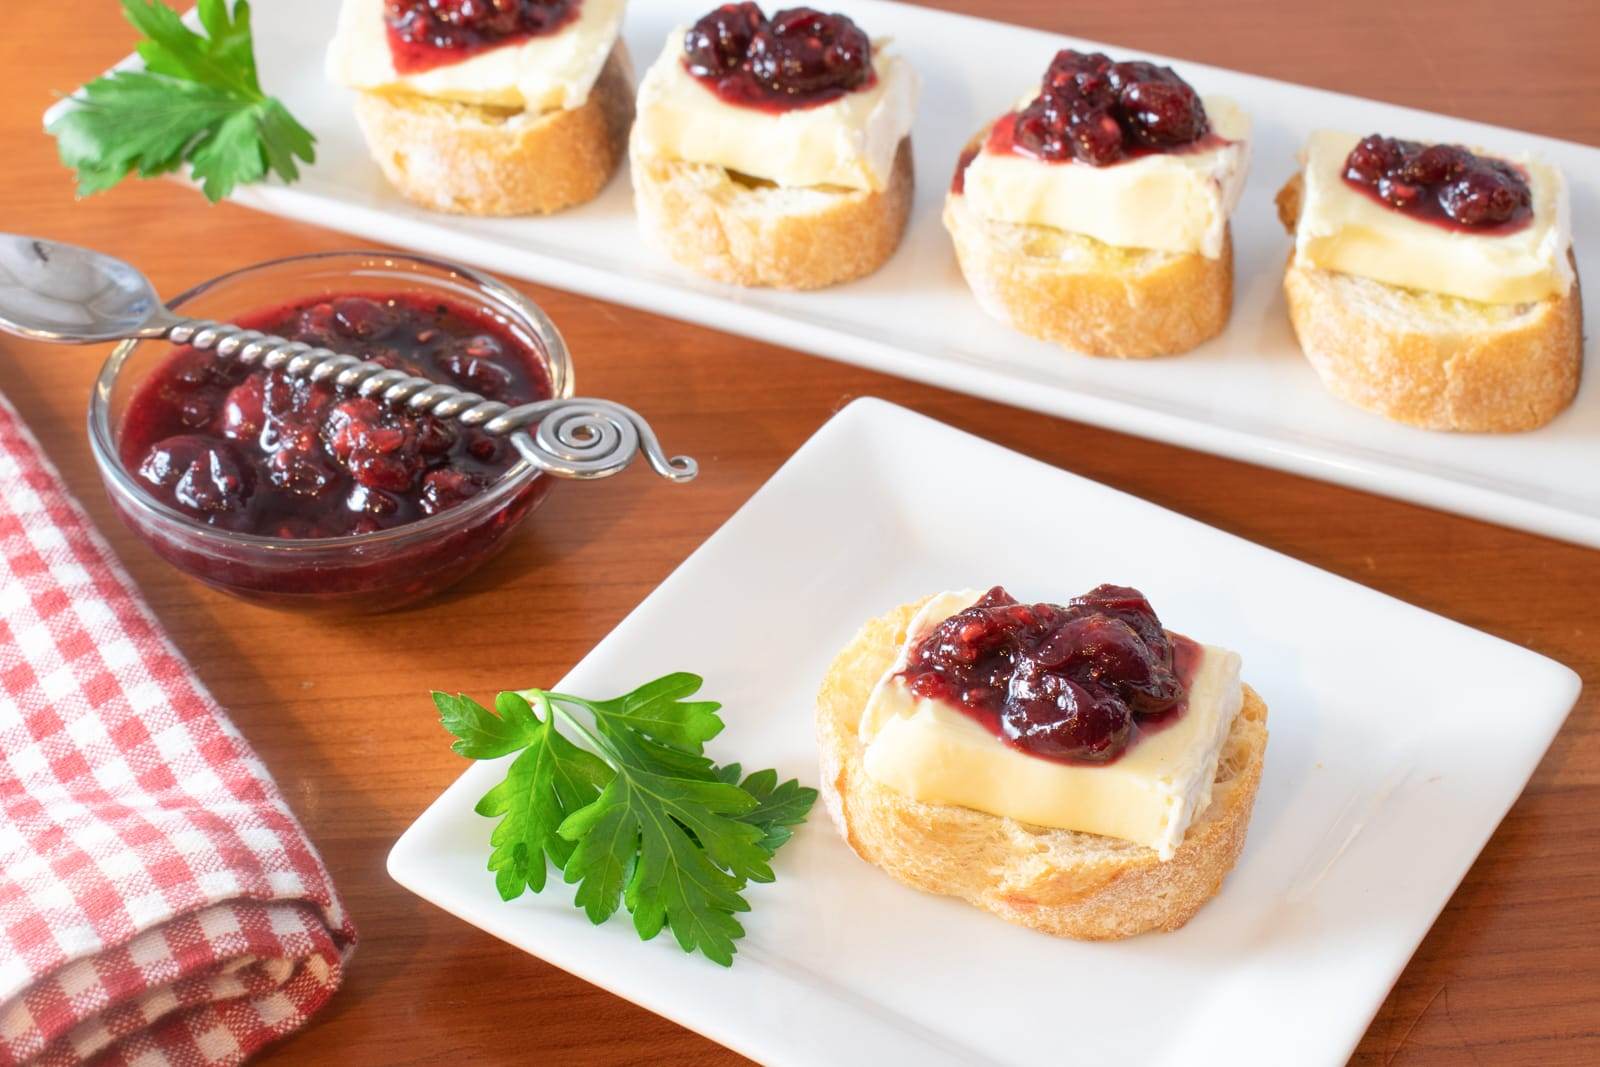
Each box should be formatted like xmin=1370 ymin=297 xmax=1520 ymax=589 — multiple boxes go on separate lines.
xmin=383 ymin=0 xmax=581 ymax=75
xmin=1342 ymin=135 xmax=1533 ymax=233
xmin=899 ymin=585 xmax=1201 ymax=764
xmin=119 ymin=294 xmax=552 ymax=539
xmin=989 ymin=49 xmax=1214 ymax=167
xmin=682 ymin=4 xmax=875 ymax=112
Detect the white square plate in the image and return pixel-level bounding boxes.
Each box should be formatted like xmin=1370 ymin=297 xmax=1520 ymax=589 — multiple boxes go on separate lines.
xmin=50 ymin=0 xmax=1600 ymax=547
xmin=390 ymin=398 xmax=1580 ymax=1066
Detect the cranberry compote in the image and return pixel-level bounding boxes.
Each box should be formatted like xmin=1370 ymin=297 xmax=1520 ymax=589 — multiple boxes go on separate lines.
xmin=992 ymin=50 xmax=1212 ymax=167
xmin=682 ymin=4 xmax=875 ymax=111
xmin=900 ymin=585 xmax=1200 ymax=764
xmin=384 ymin=0 xmax=581 ymax=74
xmin=1342 ymin=135 xmax=1533 ymax=232
xmin=119 ymin=294 xmax=552 ymax=539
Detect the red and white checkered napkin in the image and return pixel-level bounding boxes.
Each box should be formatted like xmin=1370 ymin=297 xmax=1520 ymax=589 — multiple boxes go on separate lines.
xmin=0 ymin=393 xmax=356 ymax=1067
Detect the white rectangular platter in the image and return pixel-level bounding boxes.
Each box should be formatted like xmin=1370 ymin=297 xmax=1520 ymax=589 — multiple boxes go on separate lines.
xmin=63 ymin=0 xmax=1600 ymax=546
xmin=390 ymin=398 xmax=1581 ymax=1067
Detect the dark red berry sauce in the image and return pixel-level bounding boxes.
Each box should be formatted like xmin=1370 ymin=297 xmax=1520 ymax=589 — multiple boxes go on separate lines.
xmin=119 ymin=294 xmax=552 ymax=539
xmin=681 ymin=4 xmax=876 ymax=112
xmin=1341 ymin=134 xmax=1533 ymax=233
xmin=383 ymin=0 xmax=581 ymax=75
xmin=992 ymin=49 xmax=1215 ymax=168
xmin=900 ymin=585 xmax=1202 ymax=765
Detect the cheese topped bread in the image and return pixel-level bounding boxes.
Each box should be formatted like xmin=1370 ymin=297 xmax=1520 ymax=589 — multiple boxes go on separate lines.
xmin=326 ymin=0 xmax=634 ymax=216
xmin=817 ymin=588 xmax=1269 ymax=940
xmin=943 ymin=50 xmax=1249 ymax=357
xmin=1277 ymin=131 xmax=1581 ymax=432
xmin=629 ymin=5 xmax=919 ymax=290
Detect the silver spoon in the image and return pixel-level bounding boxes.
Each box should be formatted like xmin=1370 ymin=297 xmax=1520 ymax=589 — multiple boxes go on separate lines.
xmin=0 ymin=234 xmax=697 ymax=483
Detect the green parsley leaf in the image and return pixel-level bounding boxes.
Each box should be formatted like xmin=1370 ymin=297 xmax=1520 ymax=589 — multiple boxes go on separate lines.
xmin=435 ymin=691 xmax=611 ymax=899
xmin=255 ymin=98 xmax=316 ymax=184
xmin=581 ymin=672 xmax=726 ymax=752
xmin=51 ymin=72 xmax=235 ymax=195
xmin=195 ymin=0 xmax=262 ymax=89
xmin=434 ymin=690 xmax=538 ymax=760
xmin=561 ymin=771 xmax=760 ymax=964
xmin=721 ymin=765 xmax=820 ymax=856
xmin=48 ymin=0 xmax=314 ymax=202
xmin=438 ymin=674 xmax=818 ymax=966
xmin=189 ymin=107 xmax=267 ymax=202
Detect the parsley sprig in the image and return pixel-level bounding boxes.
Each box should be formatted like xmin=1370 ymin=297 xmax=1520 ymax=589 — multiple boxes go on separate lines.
xmin=436 ymin=674 xmax=817 ymax=966
xmin=48 ymin=0 xmax=315 ymax=202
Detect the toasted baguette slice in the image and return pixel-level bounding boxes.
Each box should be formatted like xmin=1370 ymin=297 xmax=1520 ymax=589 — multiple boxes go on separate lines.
xmin=942 ymin=140 xmax=1233 ymax=358
xmin=629 ymin=138 xmax=914 ymax=290
xmin=816 ymin=599 xmax=1269 ymax=940
xmin=352 ymin=45 xmax=634 ymax=216
xmin=1276 ymin=175 xmax=1582 ymax=432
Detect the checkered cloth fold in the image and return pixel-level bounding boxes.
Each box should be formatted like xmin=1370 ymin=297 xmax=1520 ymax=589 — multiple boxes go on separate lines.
xmin=0 ymin=392 xmax=355 ymax=1066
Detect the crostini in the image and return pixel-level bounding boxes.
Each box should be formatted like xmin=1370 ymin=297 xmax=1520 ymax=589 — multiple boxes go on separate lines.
xmin=945 ymin=50 xmax=1250 ymax=357
xmin=327 ymin=0 xmax=633 ymax=216
xmin=630 ymin=3 xmax=919 ymax=290
xmin=817 ymin=585 xmax=1268 ymax=939
xmin=1277 ymin=132 xmax=1581 ymax=432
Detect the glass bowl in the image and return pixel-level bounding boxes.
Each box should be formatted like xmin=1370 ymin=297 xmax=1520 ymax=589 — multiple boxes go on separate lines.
xmin=87 ymin=251 xmax=572 ymax=613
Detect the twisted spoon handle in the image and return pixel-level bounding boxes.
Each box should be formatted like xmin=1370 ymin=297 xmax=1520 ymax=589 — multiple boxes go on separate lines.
xmin=164 ymin=318 xmax=697 ymax=484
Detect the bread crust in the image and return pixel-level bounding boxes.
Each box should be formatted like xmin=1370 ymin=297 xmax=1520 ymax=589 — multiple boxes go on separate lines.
xmin=352 ymin=45 xmax=634 ymax=216
xmin=1276 ymin=174 xmax=1583 ymax=432
xmin=941 ymin=129 xmax=1233 ymax=358
xmin=816 ymin=599 xmax=1269 ymax=940
xmin=629 ymin=138 xmax=914 ymax=290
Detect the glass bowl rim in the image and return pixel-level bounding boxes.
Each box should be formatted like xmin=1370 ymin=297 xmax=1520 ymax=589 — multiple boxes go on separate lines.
xmin=86 ymin=249 xmax=574 ymax=553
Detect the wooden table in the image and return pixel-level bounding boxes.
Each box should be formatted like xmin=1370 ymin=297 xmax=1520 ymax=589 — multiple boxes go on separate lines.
xmin=4 ymin=2 xmax=1597 ymax=1063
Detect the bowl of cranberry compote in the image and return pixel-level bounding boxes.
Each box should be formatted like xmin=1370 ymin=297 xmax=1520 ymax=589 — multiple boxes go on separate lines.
xmin=88 ymin=252 xmax=571 ymax=612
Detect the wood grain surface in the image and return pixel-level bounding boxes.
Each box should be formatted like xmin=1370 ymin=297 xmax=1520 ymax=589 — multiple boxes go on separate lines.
xmin=3 ymin=2 xmax=1597 ymax=1063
